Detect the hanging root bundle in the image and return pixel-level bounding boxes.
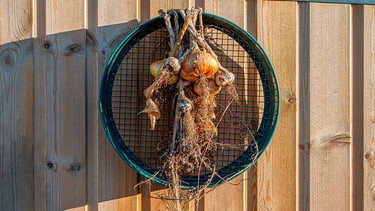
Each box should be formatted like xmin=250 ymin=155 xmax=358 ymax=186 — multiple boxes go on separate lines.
xmin=139 ymin=7 xmax=240 ymax=210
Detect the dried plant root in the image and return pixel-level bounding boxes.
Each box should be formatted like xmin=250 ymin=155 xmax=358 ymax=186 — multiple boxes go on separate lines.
xmin=138 ymin=7 xmax=245 ymax=211
xmin=141 ymin=10 xmax=194 ymax=131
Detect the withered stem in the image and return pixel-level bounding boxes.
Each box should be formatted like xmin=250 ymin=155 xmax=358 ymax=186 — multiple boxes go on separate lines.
xmin=169 ymin=11 xmax=193 ymax=57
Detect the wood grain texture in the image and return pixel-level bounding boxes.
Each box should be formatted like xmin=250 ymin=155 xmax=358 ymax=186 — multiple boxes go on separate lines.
xmin=0 ymin=0 xmax=33 ymax=44
xmin=202 ymin=0 xmax=245 ymax=27
xmin=137 ymin=1 xmax=196 ymax=210
xmin=40 ymin=31 xmax=87 ymax=211
xmin=86 ymin=1 xmax=100 ymax=210
xmin=34 ymin=1 xmax=87 ymax=210
xmin=363 ymin=5 xmax=375 ymax=211
xmin=304 ymin=3 xmax=351 ymax=210
xmin=2 ymin=1 xmax=374 ymax=210
xmin=45 ymin=0 xmax=86 ymax=35
xmin=33 ymin=2 xmax=48 ymax=210
xmin=98 ymin=194 xmax=140 ymax=210
xmin=255 ymin=1 xmax=298 ymax=211
xmin=94 ymin=1 xmax=140 ymax=210
xmin=0 ymin=1 xmax=34 ymax=210
xmin=140 ymin=0 xmax=190 ymax=22
xmin=198 ymin=1 xmax=247 ymax=210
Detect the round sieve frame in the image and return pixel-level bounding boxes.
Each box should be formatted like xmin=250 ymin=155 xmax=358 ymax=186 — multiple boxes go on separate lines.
xmin=99 ymin=12 xmax=279 ymax=189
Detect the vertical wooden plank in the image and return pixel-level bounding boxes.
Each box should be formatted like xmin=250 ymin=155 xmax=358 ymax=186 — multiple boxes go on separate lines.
xmin=247 ymin=0 xmax=257 ymax=38
xmin=301 ymin=3 xmax=351 ymax=211
xmin=138 ymin=1 xmax=194 ymax=211
xmin=0 ymin=0 xmax=34 ymax=210
xmin=299 ymin=2 xmax=310 ymax=210
xmin=95 ymin=0 xmax=140 ymax=210
xmin=34 ymin=0 xmax=87 ymax=210
xmin=98 ymin=195 xmax=141 ymax=210
xmin=86 ymin=0 xmax=99 ymax=210
xmin=198 ymin=1 xmax=247 ymax=211
xmin=363 ymin=5 xmax=375 ymax=211
xmin=255 ymin=1 xmax=298 ymax=211
xmin=352 ymin=4 xmax=364 ymax=211
xmin=203 ymin=0 xmax=245 ymax=27
xmin=0 ymin=0 xmax=33 ymax=44
xmin=246 ymin=2 xmax=258 ymax=211
xmin=33 ymin=2 xmax=47 ymax=210
xmin=140 ymin=0 xmax=190 ymax=23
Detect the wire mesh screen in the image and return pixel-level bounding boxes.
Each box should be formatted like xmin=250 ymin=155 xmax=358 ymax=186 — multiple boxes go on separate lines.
xmin=101 ymin=13 xmax=279 ymax=188
xmin=111 ymin=28 xmax=263 ymax=176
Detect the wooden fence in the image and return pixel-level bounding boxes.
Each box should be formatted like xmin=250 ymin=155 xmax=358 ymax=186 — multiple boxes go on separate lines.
xmin=1 ymin=0 xmax=374 ymax=210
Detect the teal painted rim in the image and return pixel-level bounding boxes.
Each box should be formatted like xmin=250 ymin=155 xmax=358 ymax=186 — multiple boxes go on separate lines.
xmin=99 ymin=12 xmax=280 ymax=189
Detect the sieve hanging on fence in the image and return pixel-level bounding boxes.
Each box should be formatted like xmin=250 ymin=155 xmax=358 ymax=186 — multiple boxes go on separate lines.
xmin=99 ymin=10 xmax=279 ymax=190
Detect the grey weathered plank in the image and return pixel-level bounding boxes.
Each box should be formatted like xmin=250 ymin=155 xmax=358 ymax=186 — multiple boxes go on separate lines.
xmin=0 ymin=1 xmax=34 ymax=210
xmin=34 ymin=1 xmax=87 ymax=210
xmin=95 ymin=0 xmax=140 ymax=210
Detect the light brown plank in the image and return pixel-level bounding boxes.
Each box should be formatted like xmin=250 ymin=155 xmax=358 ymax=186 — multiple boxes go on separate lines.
xmin=198 ymin=1 xmax=248 ymax=210
xmin=300 ymin=3 xmax=351 ymax=210
xmin=94 ymin=0 xmax=140 ymax=210
xmin=310 ymin=3 xmax=351 ymax=210
xmin=0 ymin=0 xmax=34 ymax=210
xmin=203 ymin=0 xmax=245 ymax=27
xmin=141 ymin=0 xmax=190 ymax=22
xmin=363 ymin=5 xmax=375 ymax=211
xmin=0 ymin=0 xmax=33 ymax=44
xmin=34 ymin=1 xmax=87 ymax=210
xmin=45 ymin=0 xmax=85 ymax=35
xmin=137 ymin=1 xmax=196 ymax=211
xmin=255 ymin=1 xmax=298 ymax=211
xmin=98 ymin=194 xmax=141 ymax=210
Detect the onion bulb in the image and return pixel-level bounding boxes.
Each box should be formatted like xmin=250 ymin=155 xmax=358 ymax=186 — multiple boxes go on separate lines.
xmin=193 ymin=78 xmax=222 ymax=97
xmin=150 ymin=60 xmax=178 ymax=84
xmin=180 ymin=51 xmax=219 ymax=81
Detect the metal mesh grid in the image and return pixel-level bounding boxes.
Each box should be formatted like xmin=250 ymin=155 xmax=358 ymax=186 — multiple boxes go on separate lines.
xmin=110 ymin=25 xmax=265 ymax=177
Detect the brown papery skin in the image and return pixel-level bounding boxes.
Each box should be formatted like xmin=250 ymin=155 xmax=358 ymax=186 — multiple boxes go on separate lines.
xmin=149 ymin=60 xmax=178 ymax=85
xmin=180 ymin=51 xmax=219 ymax=81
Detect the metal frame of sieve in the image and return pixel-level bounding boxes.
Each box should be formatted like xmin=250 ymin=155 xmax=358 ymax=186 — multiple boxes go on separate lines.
xmin=99 ymin=12 xmax=279 ymax=189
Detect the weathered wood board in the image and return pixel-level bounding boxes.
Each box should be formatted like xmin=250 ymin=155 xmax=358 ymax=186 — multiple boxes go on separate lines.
xmin=0 ymin=1 xmax=34 ymax=210
xmin=0 ymin=0 xmax=374 ymax=210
